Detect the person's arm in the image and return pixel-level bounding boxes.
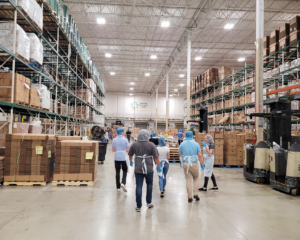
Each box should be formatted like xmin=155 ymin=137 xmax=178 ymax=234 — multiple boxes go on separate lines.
xmin=126 ymin=147 xmax=129 ymax=153
xmin=152 ymin=146 xmax=161 ymax=167
xmin=167 ymin=152 xmax=170 ymax=159
xmin=129 ymin=155 xmax=133 ymax=162
xmin=154 ymin=156 xmax=161 ymax=167
xmin=112 ymin=146 xmax=116 ymax=152
xmin=198 ymin=152 xmax=204 ymax=165
xmin=205 ymin=146 xmax=213 ymax=156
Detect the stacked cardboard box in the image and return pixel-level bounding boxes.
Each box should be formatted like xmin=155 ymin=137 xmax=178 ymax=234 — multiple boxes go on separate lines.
xmin=75 ymin=106 xmax=89 ymax=120
xmin=244 ymin=132 xmax=253 ymax=144
xmin=214 ymin=132 xmax=224 ymax=165
xmin=56 ymin=136 xmax=82 ymax=141
xmin=279 ymin=23 xmax=290 ymax=51
xmin=263 ymin=36 xmax=270 ymax=63
xmin=53 ymin=140 xmax=98 ymax=181
xmin=0 ymin=156 xmax=3 ymax=183
xmin=4 ymin=134 xmax=55 ymax=182
xmin=76 ymin=89 xmax=93 ymax=105
xmin=29 ymin=86 xmax=40 ymax=108
xmin=58 ymin=102 xmax=67 ymax=115
xmin=224 ymin=132 xmax=237 ymax=165
xmin=290 ymin=16 xmax=300 ymax=44
xmin=12 ymin=123 xmax=29 ymax=133
xmin=236 ymin=134 xmax=244 ymax=165
xmin=0 ymin=72 xmax=30 ymax=104
xmin=220 ymin=66 xmax=232 ymax=80
xmin=270 ymin=30 xmax=279 ymax=55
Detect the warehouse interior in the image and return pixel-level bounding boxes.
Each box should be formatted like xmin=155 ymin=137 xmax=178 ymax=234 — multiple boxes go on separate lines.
xmin=1 ymin=0 xmax=300 ymax=239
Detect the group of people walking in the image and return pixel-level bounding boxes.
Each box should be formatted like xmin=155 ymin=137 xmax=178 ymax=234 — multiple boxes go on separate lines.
xmin=111 ymin=127 xmax=218 ymax=212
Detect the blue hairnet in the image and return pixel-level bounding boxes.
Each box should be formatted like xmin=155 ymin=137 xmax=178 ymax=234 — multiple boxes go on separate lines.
xmin=151 ymin=132 xmax=157 ymax=137
xmin=179 ymin=129 xmax=182 ymax=132
xmin=190 ymin=125 xmax=195 ymax=129
xmin=116 ymin=127 xmax=125 ymax=136
xmin=158 ymin=137 xmax=165 ymax=147
xmin=185 ymin=131 xmax=193 ymax=140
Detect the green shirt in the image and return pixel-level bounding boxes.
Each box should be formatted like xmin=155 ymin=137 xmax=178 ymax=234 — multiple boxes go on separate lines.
xmin=189 ymin=129 xmax=195 ymax=136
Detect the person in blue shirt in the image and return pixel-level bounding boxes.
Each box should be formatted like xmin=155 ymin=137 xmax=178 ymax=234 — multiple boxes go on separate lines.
xmin=176 ymin=129 xmax=184 ymax=145
xmin=178 ymin=131 xmax=204 ymax=202
xmin=112 ymin=127 xmax=130 ymax=192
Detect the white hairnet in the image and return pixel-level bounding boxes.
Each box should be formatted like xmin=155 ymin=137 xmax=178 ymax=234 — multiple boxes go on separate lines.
xmin=205 ymin=134 xmax=214 ymax=144
xmin=137 ymin=129 xmax=150 ymax=141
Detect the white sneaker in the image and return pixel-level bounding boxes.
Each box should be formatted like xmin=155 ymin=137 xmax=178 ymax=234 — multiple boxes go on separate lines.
xmin=117 ymin=188 xmax=120 ymax=192
xmin=135 ymin=207 xmax=141 ymax=212
xmin=147 ymin=203 xmax=154 ymax=209
xmin=121 ymin=183 xmax=127 ymax=192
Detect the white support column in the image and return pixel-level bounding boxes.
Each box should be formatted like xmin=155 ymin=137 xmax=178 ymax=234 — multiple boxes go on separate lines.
xmin=187 ymin=32 xmax=191 ymax=129
xmin=255 ymin=0 xmax=264 ymax=142
xmin=166 ymin=72 xmax=169 ymax=133
xmin=155 ymin=88 xmax=158 ymax=130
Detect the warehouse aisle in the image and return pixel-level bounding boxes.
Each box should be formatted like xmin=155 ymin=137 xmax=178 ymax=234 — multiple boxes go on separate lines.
xmin=0 ymin=142 xmax=300 ymax=240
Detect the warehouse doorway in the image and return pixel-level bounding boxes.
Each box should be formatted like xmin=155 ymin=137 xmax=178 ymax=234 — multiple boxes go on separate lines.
xmin=134 ymin=122 xmax=148 ymax=129
xmin=176 ymin=124 xmax=184 ymax=131
xmin=157 ymin=124 xmax=166 ymax=130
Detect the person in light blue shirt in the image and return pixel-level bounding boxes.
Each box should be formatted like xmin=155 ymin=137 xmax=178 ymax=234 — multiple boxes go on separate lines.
xmin=176 ymin=129 xmax=184 ymax=145
xmin=178 ymin=131 xmax=204 ymax=202
xmin=112 ymin=127 xmax=130 ymax=192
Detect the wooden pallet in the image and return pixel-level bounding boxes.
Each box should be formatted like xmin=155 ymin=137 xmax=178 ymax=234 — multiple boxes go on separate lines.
xmin=41 ymin=107 xmax=49 ymax=111
xmin=30 ymin=105 xmax=40 ymax=109
xmin=51 ymin=180 xmax=96 ymax=187
xmin=15 ymin=101 xmax=29 ymax=106
xmin=4 ymin=181 xmax=47 ymax=186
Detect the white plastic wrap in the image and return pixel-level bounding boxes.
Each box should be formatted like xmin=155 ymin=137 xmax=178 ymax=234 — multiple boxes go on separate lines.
xmin=27 ymin=33 xmax=43 ymax=65
xmin=31 ymin=84 xmax=51 ymax=109
xmin=0 ymin=23 xmax=30 ymax=61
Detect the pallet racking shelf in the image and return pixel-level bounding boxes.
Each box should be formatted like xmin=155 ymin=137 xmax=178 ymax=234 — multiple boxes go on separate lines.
xmin=0 ymin=0 xmax=105 ymax=135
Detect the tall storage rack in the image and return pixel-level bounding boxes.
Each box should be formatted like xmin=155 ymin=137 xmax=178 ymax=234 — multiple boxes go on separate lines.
xmin=190 ymin=41 xmax=300 ymax=132
xmin=0 ymin=0 xmax=105 ymax=135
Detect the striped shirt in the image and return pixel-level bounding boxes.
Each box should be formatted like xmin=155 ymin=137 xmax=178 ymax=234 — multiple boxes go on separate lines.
xmin=128 ymin=141 xmax=159 ymax=174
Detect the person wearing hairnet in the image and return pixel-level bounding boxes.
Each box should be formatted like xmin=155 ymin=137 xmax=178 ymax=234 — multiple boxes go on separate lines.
xmin=112 ymin=127 xmax=130 ymax=192
xmin=176 ymin=129 xmax=184 ymax=145
xmin=178 ymin=131 xmax=204 ymax=202
xmin=128 ymin=130 xmax=161 ymax=212
xmin=126 ymin=128 xmax=131 ymax=142
xmin=149 ymin=132 xmax=159 ymax=146
xmin=156 ymin=136 xmax=170 ymax=198
xmin=188 ymin=125 xmax=196 ymax=136
xmin=198 ymin=134 xmax=218 ymax=191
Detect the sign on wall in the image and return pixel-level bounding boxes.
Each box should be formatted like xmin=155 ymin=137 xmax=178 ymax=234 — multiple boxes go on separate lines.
xmin=130 ymin=101 xmax=148 ymax=112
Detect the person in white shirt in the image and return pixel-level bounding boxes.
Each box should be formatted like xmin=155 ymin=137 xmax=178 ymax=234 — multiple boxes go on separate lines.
xmin=156 ymin=137 xmax=170 ymax=198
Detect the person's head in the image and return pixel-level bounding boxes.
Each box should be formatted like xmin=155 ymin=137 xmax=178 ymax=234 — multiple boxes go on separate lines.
xmin=179 ymin=129 xmax=182 ymax=132
xmin=151 ymin=132 xmax=157 ymax=138
xmin=137 ymin=129 xmax=150 ymax=142
xmin=205 ymin=134 xmax=214 ymax=144
xmin=116 ymin=127 xmax=125 ymax=136
xmin=190 ymin=125 xmax=195 ymax=129
xmin=185 ymin=131 xmax=193 ymax=140
xmin=158 ymin=137 xmax=165 ymax=147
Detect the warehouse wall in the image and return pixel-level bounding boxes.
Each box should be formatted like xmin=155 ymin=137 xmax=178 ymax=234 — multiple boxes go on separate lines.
xmin=104 ymin=94 xmax=184 ymax=119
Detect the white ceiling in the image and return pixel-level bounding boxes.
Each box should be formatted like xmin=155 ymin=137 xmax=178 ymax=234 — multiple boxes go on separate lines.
xmin=65 ymin=0 xmax=300 ymax=96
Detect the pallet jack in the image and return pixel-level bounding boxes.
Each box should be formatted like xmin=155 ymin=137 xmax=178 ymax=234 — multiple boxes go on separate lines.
xmin=246 ymin=96 xmax=300 ymax=195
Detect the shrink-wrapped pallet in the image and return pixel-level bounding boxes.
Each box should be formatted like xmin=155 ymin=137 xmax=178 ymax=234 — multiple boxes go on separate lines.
xmin=27 ymin=33 xmax=43 ymax=65
xmin=29 ymin=121 xmax=42 ymax=134
xmin=53 ymin=140 xmax=98 ymax=181
xmin=31 ymin=84 xmax=51 ymax=109
xmin=75 ymin=105 xmax=89 ymax=119
xmin=29 ymin=86 xmax=40 ymax=108
xmin=76 ymin=89 xmax=92 ymax=105
xmin=0 ymin=23 xmax=30 ymax=61
xmin=4 ymin=134 xmax=55 ymax=182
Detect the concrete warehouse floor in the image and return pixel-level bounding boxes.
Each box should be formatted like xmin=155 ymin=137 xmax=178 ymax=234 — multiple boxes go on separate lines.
xmin=0 ymin=142 xmax=300 ymax=240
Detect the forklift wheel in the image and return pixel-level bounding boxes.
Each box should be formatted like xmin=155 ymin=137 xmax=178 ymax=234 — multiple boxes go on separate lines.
xmin=256 ymin=178 xmax=265 ymax=184
xmin=291 ymin=188 xmax=299 ymax=196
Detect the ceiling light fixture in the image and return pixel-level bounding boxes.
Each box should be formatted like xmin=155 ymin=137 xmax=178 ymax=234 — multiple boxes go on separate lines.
xmin=180 ymin=84 xmax=184 ymax=87
xmin=129 ymin=93 xmax=133 ymax=96
xmin=224 ymin=23 xmax=234 ymax=29
xmin=110 ymin=72 xmax=115 ymax=75
xmin=145 ymin=73 xmax=150 ymax=76
xmin=195 ymin=56 xmax=202 ymax=61
xmin=174 ymin=89 xmax=178 ymax=92
xmin=130 ymin=82 xmax=134 ymax=85
xmin=169 ymin=95 xmax=173 ymax=97
xmin=161 ymin=20 xmax=170 ymax=28
xmin=130 ymin=88 xmax=133 ymax=90
xmin=179 ymin=74 xmax=184 ymax=78
xmin=150 ymin=55 xmax=157 ymax=59
xmin=105 ymin=53 xmax=111 ymax=58
xmin=97 ymin=18 xmax=106 ymax=24
xmin=238 ymin=57 xmax=245 ymax=62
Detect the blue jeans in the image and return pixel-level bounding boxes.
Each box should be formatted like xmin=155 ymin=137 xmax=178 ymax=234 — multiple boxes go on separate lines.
xmin=135 ymin=172 xmax=154 ymax=208
xmin=159 ymin=162 xmax=169 ymax=191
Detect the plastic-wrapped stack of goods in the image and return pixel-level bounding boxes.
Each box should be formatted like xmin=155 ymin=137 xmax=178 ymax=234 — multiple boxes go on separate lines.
xmin=58 ymin=102 xmax=67 ymax=115
xmin=76 ymin=105 xmax=89 ymax=119
xmin=0 ymin=72 xmax=30 ymax=104
xmin=214 ymin=132 xmax=224 ymax=165
xmin=0 ymin=23 xmax=30 ymax=61
xmin=27 ymin=33 xmax=43 ymax=65
xmin=29 ymin=121 xmax=42 ymax=134
xmin=86 ymin=79 xmax=97 ymax=93
xmin=89 ymin=110 xmax=95 ymax=122
xmin=29 ymin=85 xmax=40 ymax=108
xmin=12 ymin=122 xmax=29 ymax=133
xmin=53 ymin=140 xmax=98 ymax=182
xmin=246 ymin=108 xmax=255 ymax=122
xmin=76 ymin=89 xmax=92 ymax=105
xmin=4 ymin=134 xmax=55 ymax=183
xmin=31 ymin=84 xmax=51 ymax=110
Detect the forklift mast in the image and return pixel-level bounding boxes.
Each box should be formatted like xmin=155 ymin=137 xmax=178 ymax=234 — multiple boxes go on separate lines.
xmin=186 ymin=107 xmax=208 ymax=133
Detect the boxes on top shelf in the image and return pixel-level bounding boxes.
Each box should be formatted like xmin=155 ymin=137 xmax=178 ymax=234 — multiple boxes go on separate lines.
xmin=263 ymin=36 xmax=270 ymax=49
xmin=31 ymin=84 xmax=51 ymax=110
xmin=270 ymin=30 xmax=279 ymax=45
xmin=279 ymin=23 xmax=290 ymax=40
xmin=29 ymin=86 xmax=40 ymax=108
xmin=27 ymin=33 xmax=43 ymax=65
xmin=290 ymin=16 xmax=300 ymax=33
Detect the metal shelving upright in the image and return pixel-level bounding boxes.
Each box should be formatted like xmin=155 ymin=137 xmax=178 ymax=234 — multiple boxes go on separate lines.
xmin=0 ymin=0 xmax=105 ymax=136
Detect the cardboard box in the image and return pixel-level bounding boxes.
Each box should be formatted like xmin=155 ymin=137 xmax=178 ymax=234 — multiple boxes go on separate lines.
xmin=12 ymin=122 xmax=29 ymax=133
xmin=215 ymin=139 xmax=224 ymax=145
xmin=226 ymin=149 xmax=237 ymax=155
xmin=214 ymin=159 xmax=223 ymax=165
xmin=215 ymin=144 xmax=224 ymax=152
xmin=29 ymin=86 xmax=40 ymax=107
xmin=270 ymin=30 xmax=279 ymax=45
xmin=245 ymin=139 xmax=253 ymax=144
xmin=236 ymin=159 xmax=243 ymax=166
xmin=56 ymin=136 xmax=83 ymax=141
xmin=215 ymin=132 xmax=224 ymax=139
xmin=237 ymin=140 xmax=244 ymax=147
xmin=214 ymin=154 xmax=223 ymax=160
xmin=290 ymin=16 xmax=300 ymax=33
xmin=244 ymin=133 xmax=253 ymax=140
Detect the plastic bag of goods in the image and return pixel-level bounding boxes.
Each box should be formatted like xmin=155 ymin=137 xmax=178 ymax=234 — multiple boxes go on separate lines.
xmin=278 ymin=85 xmax=289 ymax=97
xmin=0 ymin=23 xmax=30 ymax=61
xmin=31 ymin=84 xmax=51 ymax=110
xmin=27 ymin=33 xmax=43 ymax=65
xmin=29 ymin=120 xmax=42 ymax=134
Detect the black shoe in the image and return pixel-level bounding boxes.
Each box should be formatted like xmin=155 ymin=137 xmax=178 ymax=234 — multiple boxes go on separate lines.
xmin=194 ymin=195 xmax=200 ymax=201
xmin=198 ymin=188 xmax=207 ymax=191
xmin=188 ymin=198 xmax=193 ymax=203
xmin=209 ymin=187 xmax=219 ymax=191
xmin=160 ymin=191 xmax=164 ymax=198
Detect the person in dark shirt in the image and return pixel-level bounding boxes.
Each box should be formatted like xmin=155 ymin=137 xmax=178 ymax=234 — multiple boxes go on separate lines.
xmin=126 ymin=128 xmax=131 ymax=142
xmin=149 ymin=132 xmax=159 ymax=145
xmin=189 ymin=125 xmax=196 ymax=136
